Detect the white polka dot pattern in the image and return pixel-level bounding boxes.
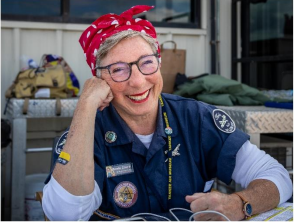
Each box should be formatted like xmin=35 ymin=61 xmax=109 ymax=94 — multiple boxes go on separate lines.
xmin=79 ymin=5 xmax=161 ymax=76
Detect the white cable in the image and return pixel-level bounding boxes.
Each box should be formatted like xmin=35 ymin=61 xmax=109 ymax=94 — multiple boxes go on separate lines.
xmin=169 ymin=208 xmax=193 ymax=221
xmin=116 ymin=216 xmax=146 ymax=221
xmin=131 ymin=213 xmax=171 ymax=221
xmin=189 ymin=210 xmax=230 ymax=221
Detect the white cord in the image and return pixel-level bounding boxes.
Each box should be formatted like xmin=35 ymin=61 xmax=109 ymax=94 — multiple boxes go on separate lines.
xmin=189 ymin=210 xmax=230 ymax=221
xmin=116 ymin=216 xmax=146 ymax=221
xmin=169 ymin=208 xmax=193 ymax=221
xmin=131 ymin=213 xmax=171 ymax=221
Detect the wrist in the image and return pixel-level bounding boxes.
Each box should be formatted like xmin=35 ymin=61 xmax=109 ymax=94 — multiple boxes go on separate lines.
xmin=78 ymin=96 xmax=101 ymax=111
xmin=230 ymin=193 xmax=246 ymax=221
xmin=233 ymin=192 xmax=253 ymax=220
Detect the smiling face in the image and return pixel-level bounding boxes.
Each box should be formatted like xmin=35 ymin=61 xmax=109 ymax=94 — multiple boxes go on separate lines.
xmin=100 ymin=36 xmax=163 ymax=120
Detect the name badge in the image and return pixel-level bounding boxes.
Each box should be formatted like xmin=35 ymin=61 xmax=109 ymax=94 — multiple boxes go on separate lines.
xmin=106 ymin=162 xmax=134 ymax=178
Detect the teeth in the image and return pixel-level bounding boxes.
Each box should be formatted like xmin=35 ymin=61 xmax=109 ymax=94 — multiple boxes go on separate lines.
xmin=128 ymin=90 xmax=149 ymax=101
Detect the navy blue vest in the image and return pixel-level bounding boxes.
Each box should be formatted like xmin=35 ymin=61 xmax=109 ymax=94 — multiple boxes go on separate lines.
xmin=47 ymin=93 xmax=249 ymax=220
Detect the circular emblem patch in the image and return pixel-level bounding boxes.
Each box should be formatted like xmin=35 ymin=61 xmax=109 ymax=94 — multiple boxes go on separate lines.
xmin=55 ymin=131 xmax=68 ymax=154
xmin=212 ymin=109 xmax=236 ymax=133
xmin=113 ymin=181 xmax=138 ymax=208
xmin=105 ymin=131 xmax=117 ymax=143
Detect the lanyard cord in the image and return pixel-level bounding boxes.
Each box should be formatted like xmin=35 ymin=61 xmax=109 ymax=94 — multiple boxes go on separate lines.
xmin=159 ymin=95 xmax=173 ymax=206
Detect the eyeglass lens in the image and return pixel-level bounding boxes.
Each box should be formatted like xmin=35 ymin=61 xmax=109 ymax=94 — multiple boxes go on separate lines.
xmin=109 ymin=55 xmax=158 ymax=82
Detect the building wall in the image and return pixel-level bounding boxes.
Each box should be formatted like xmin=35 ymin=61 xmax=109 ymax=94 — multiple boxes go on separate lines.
xmin=1 ymin=21 xmax=210 ymax=115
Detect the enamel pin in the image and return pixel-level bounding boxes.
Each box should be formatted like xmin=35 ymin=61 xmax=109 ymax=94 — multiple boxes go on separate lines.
xmin=165 ymin=143 xmax=181 ymax=162
xmin=105 ymin=131 xmax=117 ymax=143
xmin=165 ymin=127 xmax=173 ymax=135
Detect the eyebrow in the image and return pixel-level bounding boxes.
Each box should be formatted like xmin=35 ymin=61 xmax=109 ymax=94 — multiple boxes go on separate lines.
xmin=108 ymin=53 xmax=154 ymax=65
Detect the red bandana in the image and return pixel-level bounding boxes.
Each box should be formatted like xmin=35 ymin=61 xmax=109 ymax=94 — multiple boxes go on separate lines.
xmin=79 ymin=5 xmax=161 ymax=76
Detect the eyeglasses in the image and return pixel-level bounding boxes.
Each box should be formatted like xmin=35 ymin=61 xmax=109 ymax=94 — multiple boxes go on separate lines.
xmin=95 ymin=54 xmax=159 ymax=82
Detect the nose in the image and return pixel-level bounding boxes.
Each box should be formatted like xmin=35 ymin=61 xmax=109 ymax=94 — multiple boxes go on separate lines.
xmin=128 ymin=64 xmax=145 ymax=87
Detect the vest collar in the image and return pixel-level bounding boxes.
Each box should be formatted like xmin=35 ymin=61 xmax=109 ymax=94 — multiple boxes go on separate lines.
xmin=100 ymin=95 xmax=179 ymax=156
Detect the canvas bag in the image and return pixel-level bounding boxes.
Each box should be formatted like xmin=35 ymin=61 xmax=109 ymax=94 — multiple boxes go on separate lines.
xmin=6 ymin=64 xmax=68 ymax=99
xmin=5 ymin=54 xmax=80 ymax=99
xmin=160 ymin=41 xmax=186 ymax=94
xmin=5 ymin=54 xmax=80 ymax=115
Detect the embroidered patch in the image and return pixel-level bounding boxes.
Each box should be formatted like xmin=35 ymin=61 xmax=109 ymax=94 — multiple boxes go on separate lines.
xmin=55 ymin=131 xmax=68 ymax=154
xmin=113 ymin=181 xmax=138 ymax=208
xmin=212 ymin=109 xmax=236 ymax=133
xmin=106 ymin=163 xmax=134 ymax=178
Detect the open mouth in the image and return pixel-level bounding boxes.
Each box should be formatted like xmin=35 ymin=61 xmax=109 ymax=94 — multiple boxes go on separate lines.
xmin=127 ymin=89 xmax=150 ymax=103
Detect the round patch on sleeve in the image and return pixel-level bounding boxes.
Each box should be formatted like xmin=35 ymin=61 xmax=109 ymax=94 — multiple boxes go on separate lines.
xmin=113 ymin=181 xmax=138 ymax=208
xmin=55 ymin=131 xmax=68 ymax=154
xmin=212 ymin=109 xmax=236 ymax=133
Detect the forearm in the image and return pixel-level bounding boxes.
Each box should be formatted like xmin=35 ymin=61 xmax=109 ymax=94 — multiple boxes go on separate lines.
xmin=230 ymin=179 xmax=280 ymax=221
xmin=52 ymin=98 xmax=97 ymax=195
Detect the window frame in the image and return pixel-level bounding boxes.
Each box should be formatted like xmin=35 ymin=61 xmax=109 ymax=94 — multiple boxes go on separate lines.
xmin=231 ymin=0 xmax=293 ymax=89
xmin=1 ymin=0 xmax=201 ymax=28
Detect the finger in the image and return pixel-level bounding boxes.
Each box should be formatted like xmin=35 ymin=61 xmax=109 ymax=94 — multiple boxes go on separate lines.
xmin=186 ymin=193 xmax=206 ymax=203
xmin=100 ymin=94 xmax=113 ymax=106
xmin=189 ymin=195 xmax=210 ymax=213
xmin=98 ymin=102 xmax=110 ymax=111
xmin=193 ymin=212 xmax=225 ymax=221
xmin=105 ymin=93 xmax=114 ymax=103
xmin=98 ymin=106 xmax=107 ymax=111
xmin=186 ymin=195 xmax=197 ymax=203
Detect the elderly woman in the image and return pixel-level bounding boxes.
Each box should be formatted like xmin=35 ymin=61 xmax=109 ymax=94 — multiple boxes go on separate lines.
xmin=42 ymin=5 xmax=292 ymax=221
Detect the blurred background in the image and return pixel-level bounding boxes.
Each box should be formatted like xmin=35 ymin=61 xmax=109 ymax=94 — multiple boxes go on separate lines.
xmin=1 ymin=0 xmax=293 ymax=220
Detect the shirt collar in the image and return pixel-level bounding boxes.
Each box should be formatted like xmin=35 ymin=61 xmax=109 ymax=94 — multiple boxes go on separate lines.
xmin=101 ymin=103 xmax=133 ymax=147
xmin=100 ymin=94 xmax=178 ymax=147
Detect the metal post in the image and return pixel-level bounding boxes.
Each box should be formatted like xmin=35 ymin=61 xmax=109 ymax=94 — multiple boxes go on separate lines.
xmin=11 ymin=118 xmax=26 ymax=221
xmin=4 ymin=145 xmax=12 ymax=220
xmin=231 ymin=0 xmax=238 ymax=80
xmin=249 ymin=133 xmax=261 ymax=147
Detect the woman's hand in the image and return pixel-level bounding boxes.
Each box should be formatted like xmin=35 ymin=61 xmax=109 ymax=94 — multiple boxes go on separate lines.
xmin=79 ymin=77 xmax=114 ymax=111
xmin=185 ymin=192 xmax=243 ymax=221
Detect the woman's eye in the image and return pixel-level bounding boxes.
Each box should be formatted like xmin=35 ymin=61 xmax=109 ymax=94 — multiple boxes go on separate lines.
xmin=143 ymin=60 xmax=153 ymax=65
xmin=112 ymin=67 xmax=125 ymax=73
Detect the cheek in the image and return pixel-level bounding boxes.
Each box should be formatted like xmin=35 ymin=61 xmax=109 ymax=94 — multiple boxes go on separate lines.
xmin=150 ymin=72 xmax=163 ymax=89
xmin=108 ymin=82 xmax=127 ymax=99
xmin=102 ymin=72 xmax=126 ymax=95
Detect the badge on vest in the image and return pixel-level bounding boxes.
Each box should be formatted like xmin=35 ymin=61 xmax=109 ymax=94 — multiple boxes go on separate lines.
xmin=113 ymin=181 xmax=138 ymax=208
xmin=55 ymin=131 xmax=68 ymax=154
xmin=212 ymin=109 xmax=236 ymax=133
xmin=106 ymin=163 xmax=134 ymax=178
xmin=105 ymin=131 xmax=117 ymax=143
xmin=165 ymin=143 xmax=181 ymax=162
